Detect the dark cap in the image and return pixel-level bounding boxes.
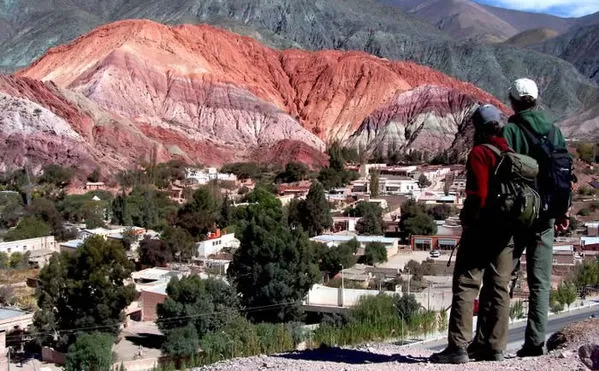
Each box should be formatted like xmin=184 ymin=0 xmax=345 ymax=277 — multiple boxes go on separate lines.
xmin=472 ymin=104 xmax=503 ymax=129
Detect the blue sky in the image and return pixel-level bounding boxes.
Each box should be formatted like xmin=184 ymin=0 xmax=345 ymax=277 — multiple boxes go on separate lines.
xmin=474 ymin=0 xmax=599 ymax=17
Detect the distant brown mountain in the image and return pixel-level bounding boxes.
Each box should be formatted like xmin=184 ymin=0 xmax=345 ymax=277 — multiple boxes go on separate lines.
xmin=505 ymin=28 xmax=559 ymax=48
xmin=382 ymin=0 xmax=579 ymax=41
xmin=534 ymin=23 xmax=599 ymax=84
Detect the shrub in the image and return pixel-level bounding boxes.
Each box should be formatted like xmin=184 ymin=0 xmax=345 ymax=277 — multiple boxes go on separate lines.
xmin=64 ymin=332 xmax=115 ymax=371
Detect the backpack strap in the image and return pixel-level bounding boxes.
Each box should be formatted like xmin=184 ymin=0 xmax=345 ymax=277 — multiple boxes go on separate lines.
xmin=482 ymin=144 xmax=502 ymax=157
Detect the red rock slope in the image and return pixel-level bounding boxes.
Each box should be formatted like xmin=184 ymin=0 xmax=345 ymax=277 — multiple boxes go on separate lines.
xmin=7 ymin=20 xmax=505 ymax=171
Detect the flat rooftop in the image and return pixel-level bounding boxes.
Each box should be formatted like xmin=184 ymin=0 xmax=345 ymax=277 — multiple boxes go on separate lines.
xmin=311 ymin=235 xmax=398 ymax=245
xmin=0 ymin=307 xmax=28 ymax=321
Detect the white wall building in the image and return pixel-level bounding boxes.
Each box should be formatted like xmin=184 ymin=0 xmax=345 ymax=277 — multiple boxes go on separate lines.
xmin=310 ymin=235 xmax=399 ymax=252
xmin=0 ymin=236 xmax=57 ymax=255
xmin=381 ymin=178 xmax=419 ymax=195
xmin=186 ymin=167 xmax=237 ymax=185
xmin=196 ymin=233 xmax=240 ymax=259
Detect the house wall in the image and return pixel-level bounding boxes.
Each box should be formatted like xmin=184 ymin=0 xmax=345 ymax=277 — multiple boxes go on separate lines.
xmin=196 ymin=233 xmax=238 ymax=258
xmin=140 ymin=291 xmax=167 ymax=321
xmin=0 ymin=236 xmax=57 ymax=254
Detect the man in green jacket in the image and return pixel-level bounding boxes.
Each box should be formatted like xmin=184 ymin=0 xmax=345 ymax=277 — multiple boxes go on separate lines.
xmin=502 ymin=78 xmax=570 ymax=357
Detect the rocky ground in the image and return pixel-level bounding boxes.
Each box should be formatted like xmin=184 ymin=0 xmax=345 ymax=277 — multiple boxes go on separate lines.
xmin=197 ymin=319 xmax=599 ymax=371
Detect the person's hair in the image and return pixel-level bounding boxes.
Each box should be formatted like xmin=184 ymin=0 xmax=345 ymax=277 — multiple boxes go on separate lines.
xmin=474 ymin=121 xmax=502 ymax=143
xmin=509 ymin=95 xmax=537 ymax=112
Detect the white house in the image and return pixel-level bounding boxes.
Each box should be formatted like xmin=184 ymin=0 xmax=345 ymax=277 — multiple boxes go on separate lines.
xmin=0 ymin=236 xmax=57 ymax=255
xmin=381 ymin=178 xmax=419 ymax=195
xmin=186 ymin=167 xmax=237 ymax=185
xmin=196 ymin=230 xmax=240 ymax=259
xmin=310 ymin=235 xmax=399 ymax=253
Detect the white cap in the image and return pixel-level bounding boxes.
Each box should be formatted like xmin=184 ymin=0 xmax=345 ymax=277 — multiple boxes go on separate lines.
xmin=509 ymin=78 xmax=539 ymax=101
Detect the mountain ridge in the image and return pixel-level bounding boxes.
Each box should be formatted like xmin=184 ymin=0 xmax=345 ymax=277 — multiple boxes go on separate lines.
xmin=0 ymin=0 xmax=596 ymax=123
xmin=1 ymin=20 xmax=506 ymax=172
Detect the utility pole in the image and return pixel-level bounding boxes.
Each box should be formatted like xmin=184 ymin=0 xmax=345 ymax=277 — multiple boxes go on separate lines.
xmin=341 ymin=264 xmax=344 ymax=307
xmin=428 ymin=282 xmax=432 ymax=311
xmin=407 ymin=268 xmax=411 ymax=295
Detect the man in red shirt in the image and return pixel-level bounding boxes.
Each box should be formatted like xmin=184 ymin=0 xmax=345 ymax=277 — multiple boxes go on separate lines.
xmin=431 ymin=105 xmax=515 ymax=364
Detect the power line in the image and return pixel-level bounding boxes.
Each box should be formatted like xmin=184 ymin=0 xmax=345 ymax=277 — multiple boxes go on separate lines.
xmin=3 ymin=300 xmax=303 ymax=342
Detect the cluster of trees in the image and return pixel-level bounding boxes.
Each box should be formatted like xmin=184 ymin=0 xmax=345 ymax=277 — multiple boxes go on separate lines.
xmin=576 ymin=142 xmax=598 ymax=164
xmin=275 ymin=162 xmax=310 ymax=184
xmin=33 ymin=236 xmax=136 ymax=352
xmin=0 ymin=251 xmax=30 ymax=270
xmin=317 ymin=142 xmax=359 ymax=190
xmin=286 ymin=182 xmax=332 ymax=237
xmin=398 ymin=200 xmax=437 ymax=240
xmin=551 ymin=281 xmax=578 ymax=313
xmin=347 ymin=202 xmax=384 ymax=236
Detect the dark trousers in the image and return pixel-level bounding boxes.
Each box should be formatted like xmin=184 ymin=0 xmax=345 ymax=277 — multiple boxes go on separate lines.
xmin=447 ymin=221 xmax=514 ymax=351
xmin=512 ymin=218 xmax=555 ymax=348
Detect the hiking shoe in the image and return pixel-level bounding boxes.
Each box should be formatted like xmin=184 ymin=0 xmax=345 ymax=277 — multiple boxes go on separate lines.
xmin=467 ymin=343 xmax=504 ymax=361
xmin=430 ymin=346 xmax=469 ymax=364
xmin=516 ymin=345 xmax=546 ymax=358
xmin=467 ymin=342 xmax=485 ymax=358
xmin=472 ymin=349 xmax=505 ymax=362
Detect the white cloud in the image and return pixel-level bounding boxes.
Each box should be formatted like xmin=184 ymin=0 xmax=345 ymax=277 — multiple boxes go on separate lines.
xmin=479 ymin=0 xmax=599 ymax=17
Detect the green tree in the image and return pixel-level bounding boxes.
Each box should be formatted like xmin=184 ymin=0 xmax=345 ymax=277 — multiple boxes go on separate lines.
xmin=299 ymin=182 xmax=332 ymax=237
xmin=87 ymin=168 xmax=101 ymax=183
xmin=393 ymin=293 xmax=421 ymax=323
xmin=29 ymin=198 xmax=70 ymax=241
xmin=370 ymin=170 xmax=380 ymax=198
xmin=572 ymin=260 xmax=599 ymax=291
xmin=161 ymin=325 xmax=200 ymax=359
xmin=64 ymin=332 xmax=115 ymax=371
xmin=427 ymin=204 xmax=453 ymax=221
xmin=139 ymin=238 xmax=171 ymax=267
xmin=228 ymin=210 xmax=319 ymax=322
xmin=347 ymin=201 xmax=384 ymax=218
xmin=319 ymin=239 xmax=359 ymax=277
xmin=111 ymin=192 xmax=132 ymax=226
xmin=556 ymin=281 xmax=578 ymax=309
xmin=327 ymin=141 xmax=345 ymax=172
xmin=417 ymin=174 xmax=432 ymax=190
xmin=39 ymin=164 xmax=74 ymax=189
xmin=220 ymin=195 xmax=233 ymax=228
xmin=355 ymin=211 xmax=383 ymax=235
xmin=0 ymin=252 xmax=9 ymax=269
xmin=33 ymin=236 xmax=135 ymax=350
xmin=3 ymin=216 xmax=51 ymax=241
xmin=0 ymin=192 xmax=25 ymax=228
xmin=177 ymin=186 xmax=222 ymax=237
xmin=576 ymin=142 xmax=595 ymax=163
xmin=398 ymin=200 xmax=437 ymax=239
xmin=403 ymin=213 xmax=437 ymax=237
xmin=275 ymin=162 xmax=309 ymax=183
xmin=162 ymin=226 xmax=196 ymax=262
xmin=157 ymin=276 xmax=240 ymax=338
xmin=361 ymin=242 xmax=388 ymax=266
xmin=9 ymin=251 xmax=30 ymax=269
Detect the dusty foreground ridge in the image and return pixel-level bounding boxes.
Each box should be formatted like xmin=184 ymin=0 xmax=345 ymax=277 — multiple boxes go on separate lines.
xmin=196 ymin=319 xmax=599 ymax=371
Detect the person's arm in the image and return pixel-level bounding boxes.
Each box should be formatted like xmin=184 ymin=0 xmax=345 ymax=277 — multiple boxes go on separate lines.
xmin=460 ymin=147 xmax=490 ymax=227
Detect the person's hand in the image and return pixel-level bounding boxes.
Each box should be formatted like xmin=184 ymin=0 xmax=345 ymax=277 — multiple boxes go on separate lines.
xmin=555 ymin=216 xmax=570 ymax=233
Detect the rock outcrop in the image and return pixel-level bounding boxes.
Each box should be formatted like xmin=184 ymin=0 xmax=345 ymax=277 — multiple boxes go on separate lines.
xmin=7 ymin=19 xmax=506 ymax=171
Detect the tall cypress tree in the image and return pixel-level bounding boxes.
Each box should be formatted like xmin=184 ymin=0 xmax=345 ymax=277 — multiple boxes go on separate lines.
xmin=300 ymin=182 xmax=332 ymax=237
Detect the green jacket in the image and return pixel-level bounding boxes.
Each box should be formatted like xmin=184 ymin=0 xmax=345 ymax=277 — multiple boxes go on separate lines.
xmin=502 ymin=109 xmax=567 ymax=154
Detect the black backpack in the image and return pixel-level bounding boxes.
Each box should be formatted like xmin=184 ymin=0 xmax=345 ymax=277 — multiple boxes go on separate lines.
xmin=515 ymin=122 xmax=572 ymax=218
